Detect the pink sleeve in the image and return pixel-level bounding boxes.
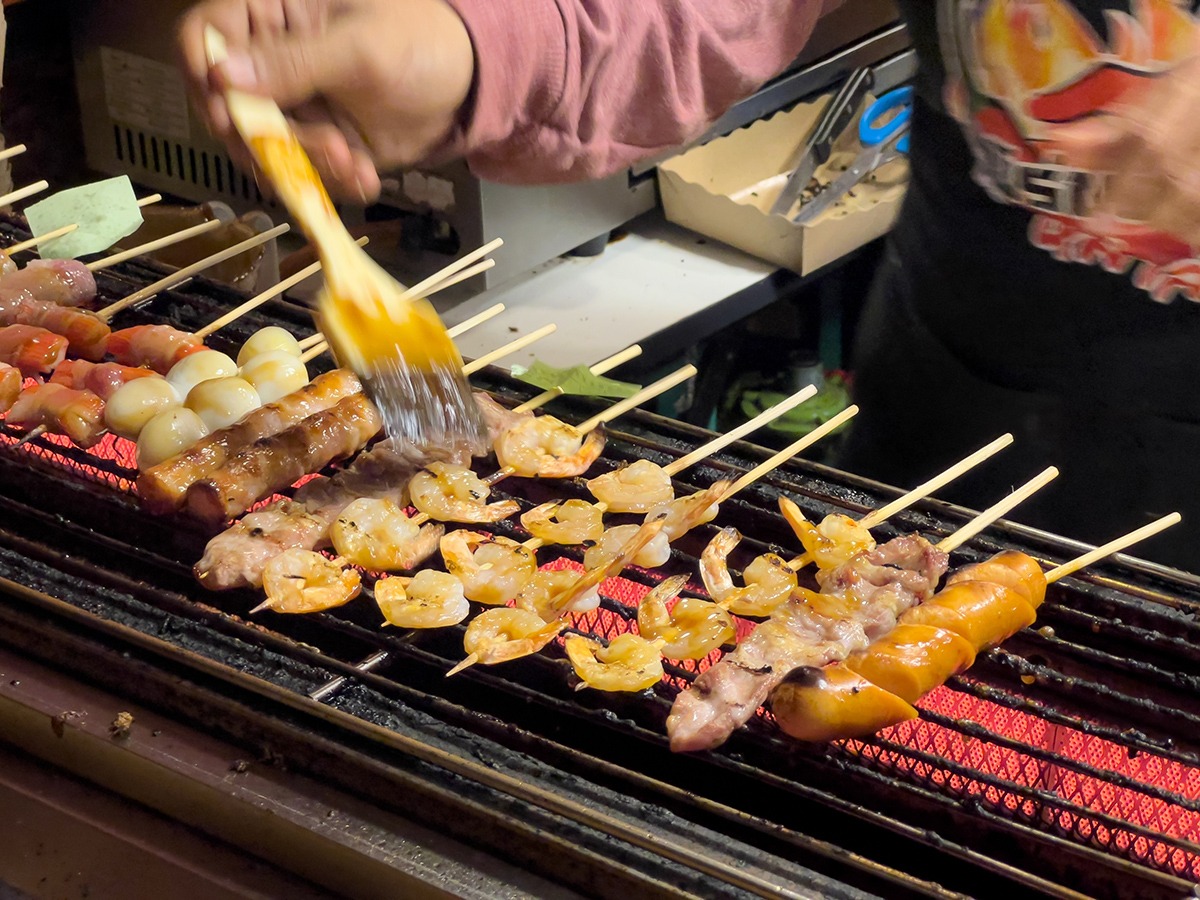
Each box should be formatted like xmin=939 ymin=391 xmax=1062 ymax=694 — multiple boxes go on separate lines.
xmin=443 ymin=0 xmax=826 ymax=184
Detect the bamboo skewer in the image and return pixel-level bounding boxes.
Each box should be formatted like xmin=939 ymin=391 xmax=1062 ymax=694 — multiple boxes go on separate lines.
xmin=446 ymin=303 xmax=506 ymax=340
xmin=5 ymin=193 xmax=165 ymax=259
xmin=96 ymin=223 xmax=291 ymax=320
xmin=398 ymin=238 xmax=504 ymax=304
xmin=720 ymin=404 xmax=860 ymax=503
xmin=462 ymin=324 xmax=557 ymax=376
xmin=1046 ymin=512 xmax=1182 ymax=583
xmin=0 ymin=181 xmax=49 ymax=208
xmin=513 ymin=344 xmax=643 ymax=414
xmin=664 ymin=385 xmax=819 ymax=478
xmin=297 ymin=333 xmax=325 ymax=351
xmin=194 ymin=236 xmax=370 ymax=339
xmin=786 ymin=433 xmax=1015 ymax=571
xmin=576 ymin=366 xmax=697 ymax=435
xmin=87 ymin=218 xmax=223 ymax=271
xmin=0 ymin=144 xmax=27 ymax=162
xmin=936 ymin=466 xmax=1059 ymax=554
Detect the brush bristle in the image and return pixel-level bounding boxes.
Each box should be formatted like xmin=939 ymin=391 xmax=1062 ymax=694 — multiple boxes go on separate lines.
xmin=318 ymin=289 xmax=486 ymax=453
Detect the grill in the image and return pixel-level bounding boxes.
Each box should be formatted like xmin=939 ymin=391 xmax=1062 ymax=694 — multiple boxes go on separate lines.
xmin=2 ymin=217 xmax=1199 ymax=899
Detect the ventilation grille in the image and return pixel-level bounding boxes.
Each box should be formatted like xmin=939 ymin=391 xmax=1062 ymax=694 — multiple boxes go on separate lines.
xmin=113 ymin=124 xmax=270 ymax=206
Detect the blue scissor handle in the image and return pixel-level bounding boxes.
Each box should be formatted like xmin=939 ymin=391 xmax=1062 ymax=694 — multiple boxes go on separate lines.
xmin=859 ymin=86 xmax=913 ymax=153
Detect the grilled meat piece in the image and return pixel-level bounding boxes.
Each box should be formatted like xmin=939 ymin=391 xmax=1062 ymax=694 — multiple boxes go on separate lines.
xmin=0 ymin=259 xmax=97 ymax=308
xmin=137 ymin=368 xmax=363 ymax=514
xmin=184 ymin=392 xmax=384 ymax=525
xmin=667 ymin=534 xmax=948 ymax=753
xmin=0 ymin=293 xmax=109 ymax=361
xmin=49 ymin=359 xmax=157 ymax=400
xmin=0 ymin=324 xmax=68 ymax=378
xmin=8 ymin=382 xmax=107 ymax=447
xmin=105 ymin=325 xmax=205 ymax=374
xmin=0 ymin=362 xmax=20 ymax=413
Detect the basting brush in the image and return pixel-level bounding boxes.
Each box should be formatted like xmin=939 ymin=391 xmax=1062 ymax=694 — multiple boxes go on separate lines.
xmin=204 ymin=26 xmax=488 ymax=454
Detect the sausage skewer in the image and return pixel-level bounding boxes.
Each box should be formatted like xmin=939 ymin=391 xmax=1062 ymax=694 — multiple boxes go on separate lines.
xmin=770 ymin=510 xmax=1181 ymax=744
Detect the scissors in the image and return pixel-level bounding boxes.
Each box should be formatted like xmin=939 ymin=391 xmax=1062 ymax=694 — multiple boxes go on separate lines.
xmin=769 ymin=67 xmax=875 ymax=218
xmin=791 ymin=86 xmax=913 ymax=226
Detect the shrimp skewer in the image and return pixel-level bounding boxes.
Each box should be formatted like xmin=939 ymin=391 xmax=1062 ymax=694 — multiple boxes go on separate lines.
xmin=637 ymin=574 xmax=736 ymax=661
xmin=375 ymin=570 xmax=470 ymax=629
xmin=783 ymin=433 xmax=1015 ymax=574
xmin=446 ymin=608 xmax=566 ymax=676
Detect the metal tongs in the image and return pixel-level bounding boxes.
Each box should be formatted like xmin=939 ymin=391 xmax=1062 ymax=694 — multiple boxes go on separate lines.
xmin=769 ymin=67 xmax=875 ymax=219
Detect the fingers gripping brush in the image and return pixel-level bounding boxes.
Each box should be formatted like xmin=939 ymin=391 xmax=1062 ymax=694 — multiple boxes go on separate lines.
xmin=204 ymin=26 xmax=487 ymax=454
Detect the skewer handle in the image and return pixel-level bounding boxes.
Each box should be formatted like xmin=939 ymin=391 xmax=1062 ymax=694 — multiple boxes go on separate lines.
xmin=87 ymin=217 xmax=224 ymax=272
xmin=4 ymin=223 xmax=78 ymax=257
xmin=1046 ymin=512 xmax=1182 ymax=583
xmin=663 ymin=384 xmax=818 ymax=477
xmin=576 ymin=365 xmax=697 ymax=434
xmin=936 ymin=466 xmax=1058 ymax=554
xmin=447 ymin=302 xmax=505 ymax=339
xmin=513 ymin=343 xmax=643 ymax=414
xmin=97 ymin=223 xmax=291 ymax=320
xmin=194 ymin=235 xmax=369 ymax=338
xmin=398 ymin=238 xmax=503 ymax=303
xmin=859 ymin=433 xmax=1014 ymax=529
xmin=0 ymin=144 xmax=28 ymax=163
xmin=0 ymin=181 xmax=49 ymax=208
xmin=722 ymin=404 xmax=859 ymax=502
xmin=462 ymin=323 xmax=557 ymax=376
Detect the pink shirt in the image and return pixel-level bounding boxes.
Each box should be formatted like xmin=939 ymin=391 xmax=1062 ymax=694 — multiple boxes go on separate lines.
xmin=444 ymin=0 xmax=826 ymax=184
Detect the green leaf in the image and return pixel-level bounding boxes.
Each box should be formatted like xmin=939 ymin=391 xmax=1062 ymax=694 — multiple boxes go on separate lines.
xmin=25 ymin=176 xmax=144 ymax=260
xmin=511 ymin=360 xmax=639 ymax=398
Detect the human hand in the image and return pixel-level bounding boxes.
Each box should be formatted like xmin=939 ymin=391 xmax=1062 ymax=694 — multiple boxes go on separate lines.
xmin=1049 ymin=46 xmax=1200 ymax=246
xmin=177 ymin=0 xmax=475 ymax=202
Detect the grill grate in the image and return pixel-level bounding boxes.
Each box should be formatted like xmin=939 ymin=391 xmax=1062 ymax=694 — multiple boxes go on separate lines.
xmin=2 ymin=225 xmax=1200 ymax=897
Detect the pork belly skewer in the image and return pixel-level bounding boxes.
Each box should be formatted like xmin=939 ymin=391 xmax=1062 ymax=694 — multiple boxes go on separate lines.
xmin=0 ymin=364 xmax=20 ymax=414
xmin=197 ymin=343 xmax=642 ymax=592
xmin=0 ymin=324 xmax=68 ymax=378
xmin=178 ymin=322 xmax=557 ymax=528
xmin=667 ymin=466 xmax=1060 ymax=753
xmin=771 ymin=511 xmax=1182 ymax=743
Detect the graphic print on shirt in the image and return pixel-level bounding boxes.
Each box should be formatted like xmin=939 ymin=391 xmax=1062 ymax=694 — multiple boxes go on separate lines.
xmin=938 ymin=0 xmax=1200 ymax=302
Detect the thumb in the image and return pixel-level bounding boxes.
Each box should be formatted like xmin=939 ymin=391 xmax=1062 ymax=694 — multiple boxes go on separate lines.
xmin=214 ymin=27 xmax=359 ymax=110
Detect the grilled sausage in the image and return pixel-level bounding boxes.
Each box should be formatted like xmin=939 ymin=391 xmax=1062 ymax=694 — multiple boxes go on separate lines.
xmin=137 ymin=368 xmax=364 ymax=514
xmin=183 ymin=392 xmax=382 ymax=526
xmin=771 ymin=664 xmax=918 ymax=744
xmin=770 ymin=551 xmax=1044 ymax=743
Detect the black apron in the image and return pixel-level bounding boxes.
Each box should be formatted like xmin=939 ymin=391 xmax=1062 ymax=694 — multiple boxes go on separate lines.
xmin=836 ymin=0 xmax=1200 ymax=570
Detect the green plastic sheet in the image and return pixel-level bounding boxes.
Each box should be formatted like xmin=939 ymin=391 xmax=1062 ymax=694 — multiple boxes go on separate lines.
xmin=511 ymin=360 xmax=639 ymax=398
xmin=25 ymin=176 xmax=144 ymax=260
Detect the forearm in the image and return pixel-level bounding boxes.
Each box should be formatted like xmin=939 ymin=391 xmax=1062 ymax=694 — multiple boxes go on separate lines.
xmin=447 ymin=0 xmax=828 ymax=184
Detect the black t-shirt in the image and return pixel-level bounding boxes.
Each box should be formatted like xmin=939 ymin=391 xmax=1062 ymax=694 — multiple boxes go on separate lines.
xmin=890 ymin=0 xmax=1200 ymax=423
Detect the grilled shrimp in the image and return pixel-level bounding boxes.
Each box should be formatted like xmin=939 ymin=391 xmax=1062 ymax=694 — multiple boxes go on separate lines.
xmin=330 ymin=498 xmax=443 ymax=571
xmin=586 ymin=460 xmax=674 ymax=512
xmin=700 ymin=527 xmax=797 ymax=617
xmin=447 ymin=608 xmax=566 ymax=675
xmin=256 ymin=549 xmax=361 ymax=614
xmin=440 ymin=531 xmax=537 ymax=606
xmin=779 ymin=497 xmax=874 ymax=571
xmin=565 ymin=633 xmax=665 ymax=692
xmin=410 ymin=462 xmax=520 ymax=523
xmin=516 ymin=567 xmax=601 ymax=621
xmin=644 ymin=480 xmax=729 ymax=541
xmin=584 ymin=523 xmax=671 ymax=569
xmin=636 ymin=575 xmax=736 ymax=660
xmin=520 ymin=499 xmax=605 ymax=546
xmin=494 ymin=415 xmax=605 ymax=478
xmin=375 ymin=571 xmax=470 ymax=629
